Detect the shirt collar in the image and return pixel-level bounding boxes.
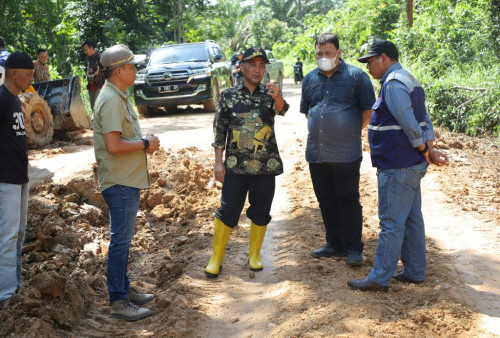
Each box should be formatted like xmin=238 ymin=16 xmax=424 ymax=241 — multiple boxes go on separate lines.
xmin=104 ymin=79 xmax=129 ymax=99
xmin=380 ymin=62 xmax=402 ymax=84
xmin=236 ymin=81 xmax=267 ymax=94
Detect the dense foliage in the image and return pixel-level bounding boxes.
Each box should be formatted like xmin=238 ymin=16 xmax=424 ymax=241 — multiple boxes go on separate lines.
xmin=0 ymin=0 xmax=498 ymax=135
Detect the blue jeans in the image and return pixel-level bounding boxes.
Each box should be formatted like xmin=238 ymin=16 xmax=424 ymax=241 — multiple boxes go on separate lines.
xmin=368 ymin=161 xmax=428 ymax=286
xmin=101 ymin=184 xmax=140 ymax=303
xmin=0 ymin=183 xmax=28 ymax=301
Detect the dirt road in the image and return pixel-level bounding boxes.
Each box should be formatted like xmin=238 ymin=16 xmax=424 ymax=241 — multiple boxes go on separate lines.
xmin=3 ymin=80 xmax=498 ymax=337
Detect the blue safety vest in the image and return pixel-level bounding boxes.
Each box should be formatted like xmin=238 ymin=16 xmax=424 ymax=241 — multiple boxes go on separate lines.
xmin=368 ymin=68 xmax=428 ymax=169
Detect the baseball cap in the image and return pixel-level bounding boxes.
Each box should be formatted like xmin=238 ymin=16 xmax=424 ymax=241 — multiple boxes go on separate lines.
xmin=5 ymin=52 xmax=34 ymax=69
xmin=358 ymin=40 xmax=399 ymax=63
xmin=242 ymin=47 xmax=269 ymax=64
xmin=100 ymin=44 xmax=142 ymax=70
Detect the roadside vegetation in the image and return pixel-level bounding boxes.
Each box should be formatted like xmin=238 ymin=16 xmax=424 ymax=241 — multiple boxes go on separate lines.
xmin=0 ymin=0 xmax=498 ymax=136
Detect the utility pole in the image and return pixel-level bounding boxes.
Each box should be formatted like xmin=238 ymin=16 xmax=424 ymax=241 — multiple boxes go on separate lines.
xmin=177 ymin=0 xmax=183 ymax=43
xmin=408 ymin=0 xmax=413 ymax=27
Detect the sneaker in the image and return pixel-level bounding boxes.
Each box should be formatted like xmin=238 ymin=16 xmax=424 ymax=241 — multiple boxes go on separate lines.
xmin=346 ymin=251 xmax=363 ymax=266
xmin=311 ymin=243 xmax=346 ymax=258
xmin=110 ymin=299 xmax=152 ymax=321
xmin=128 ymin=288 xmax=154 ymax=305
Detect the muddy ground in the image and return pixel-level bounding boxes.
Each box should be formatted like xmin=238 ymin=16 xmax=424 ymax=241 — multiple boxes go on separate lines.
xmin=0 ymin=91 xmax=499 ymax=337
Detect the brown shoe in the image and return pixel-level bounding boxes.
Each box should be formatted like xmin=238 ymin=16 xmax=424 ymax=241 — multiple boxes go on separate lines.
xmin=347 ymin=277 xmax=389 ymax=292
xmin=392 ymin=272 xmax=424 ymax=284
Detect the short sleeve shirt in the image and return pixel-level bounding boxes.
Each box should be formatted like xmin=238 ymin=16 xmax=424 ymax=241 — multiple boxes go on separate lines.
xmin=86 ymin=52 xmax=105 ymax=88
xmin=93 ymin=80 xmax=149 ymax=191
xmin=33 ymin=60 xmax=50 ymax=83
xmin=212 ymin=83 xmax=289 ymax=176
xmin=300 ymin=61 xmax=375 ymax=163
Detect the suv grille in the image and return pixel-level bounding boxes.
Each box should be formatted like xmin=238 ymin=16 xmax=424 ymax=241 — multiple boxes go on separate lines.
xmin=147 ymin=70 xmax=189 ymax=86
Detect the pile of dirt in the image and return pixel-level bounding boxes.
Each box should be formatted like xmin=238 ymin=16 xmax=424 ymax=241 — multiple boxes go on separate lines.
xmin=0 ymin=147 xmax=220 ymax=337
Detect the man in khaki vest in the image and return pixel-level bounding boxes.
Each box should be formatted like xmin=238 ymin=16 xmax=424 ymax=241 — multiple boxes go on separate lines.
xmin=93 ymin=44 xmax=160 ymax=321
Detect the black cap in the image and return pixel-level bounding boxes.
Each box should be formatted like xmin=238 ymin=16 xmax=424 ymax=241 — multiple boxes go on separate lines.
xmin=242 ymin=47 xmax=269 ymax=64
xmin=358 ymin=40 xmax=399 ymax=63
xmin=5 ymin=52 xmax=34 ymax=69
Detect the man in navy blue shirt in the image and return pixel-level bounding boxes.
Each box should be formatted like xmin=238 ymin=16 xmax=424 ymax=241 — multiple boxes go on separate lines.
xmin=300 ymin=32 xmax=375 ymax=266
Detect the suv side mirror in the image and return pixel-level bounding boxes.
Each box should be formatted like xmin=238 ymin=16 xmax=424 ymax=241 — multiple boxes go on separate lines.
xmin=214 ymin=54 xmax=224 ymax=62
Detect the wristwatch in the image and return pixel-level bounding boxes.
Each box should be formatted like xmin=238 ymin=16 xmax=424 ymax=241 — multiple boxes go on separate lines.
xmin=142 ymin=138 xmax=150 ymax=150
xmin=417 ymin=143 xmax=429 ymax=154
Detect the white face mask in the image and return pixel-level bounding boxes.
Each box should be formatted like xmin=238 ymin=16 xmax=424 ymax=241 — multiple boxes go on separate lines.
xmin=316 ymin=54 xmax=338 ymax=72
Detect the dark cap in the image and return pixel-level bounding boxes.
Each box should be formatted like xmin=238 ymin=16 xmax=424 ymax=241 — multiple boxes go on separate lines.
xmin=100 ymin=44 xmax=142 ymax=70
xmin=242 ymin=47 xmax=269 ymax=64
xmin=358 ymin=40 xmax=399 ymax=63
xmin=5 ymin=52 xmax=34 ymax=69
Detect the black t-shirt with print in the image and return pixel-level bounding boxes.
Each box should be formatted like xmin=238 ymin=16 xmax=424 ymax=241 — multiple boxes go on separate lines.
xmin=0 ymin=85 xmax=28 ymax=184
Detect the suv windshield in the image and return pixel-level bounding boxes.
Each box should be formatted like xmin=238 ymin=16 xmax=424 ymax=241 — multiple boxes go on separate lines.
xmin=149 ymin=44 xmax=209 ymax=65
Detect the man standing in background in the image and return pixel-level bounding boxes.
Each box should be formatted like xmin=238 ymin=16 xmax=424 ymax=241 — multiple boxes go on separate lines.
xmin=300 ymin=32 xmax=375 ymax=266
xmin=82 ymin=40 xmax=105 ymax=113
xmin=0 ymin=52 xmax=34 ymax=309
xmin=0 ymin=37 xmax=10 ymax=67
xmin=33 ymin=48 xmax=50 ymax=83
xmin=0 ymin=37 xmax=11 ymax=85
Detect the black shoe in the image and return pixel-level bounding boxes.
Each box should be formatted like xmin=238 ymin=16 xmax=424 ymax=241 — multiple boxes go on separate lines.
xmin=204 ymin=265 xmax=223 ymax=278
xmin=392 ymin=272 xmax=424 ymax=284
xmin=347 ymin=277 xmax=389 ymax=292
xmin=346 ymin=251 xmax=363 ymax=266
xmin=311 ymin=244 xmax=346 ymax=258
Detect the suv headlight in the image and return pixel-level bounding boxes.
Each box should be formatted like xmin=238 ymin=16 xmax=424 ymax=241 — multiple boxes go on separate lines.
xmin=192 ymin=68 xmax=211 ymax=79
xmin=135 ymin=72 xmax=146 ymax=83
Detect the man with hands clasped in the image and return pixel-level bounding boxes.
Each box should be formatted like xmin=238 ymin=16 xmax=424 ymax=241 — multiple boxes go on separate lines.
xmin=93 ymin=44 xmax=160 ymax=320
xmin=347 ymin=40 xmax=448 ymax=292
xmin=206 ymin=46 xmax=289 ymax=278
xmin=300 ymin=32 xmax=376 ymax=266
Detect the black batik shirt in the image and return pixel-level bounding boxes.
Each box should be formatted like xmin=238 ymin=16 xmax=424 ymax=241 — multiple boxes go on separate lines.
xmin=212 ymin=82 xmax=289 ymax=176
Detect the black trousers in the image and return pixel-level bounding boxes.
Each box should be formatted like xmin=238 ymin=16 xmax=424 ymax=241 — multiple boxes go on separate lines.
xmin=309 ymin=158 xmax=364 ymax=253
xmin=215 ymin=175 xmax=276 ymax=228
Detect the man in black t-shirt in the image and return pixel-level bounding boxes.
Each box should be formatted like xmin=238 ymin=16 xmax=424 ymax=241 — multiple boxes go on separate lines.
xmin=0 ymin=52 xmax=34 ymax=309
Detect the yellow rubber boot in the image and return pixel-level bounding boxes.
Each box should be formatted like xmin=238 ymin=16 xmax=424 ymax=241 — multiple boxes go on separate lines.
xmin=249 ymin=222 xmax=267 ymax=271
xmin=205 ymin=218 xmax=232 ymax=278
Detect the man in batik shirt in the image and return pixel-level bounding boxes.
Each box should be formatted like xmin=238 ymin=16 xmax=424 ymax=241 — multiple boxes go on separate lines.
xmin=205 ymin=47 xmax=289 ymax=278
xmin=33 ymin=48 xmax=50 ymax=83
xmin=82 ymin=40 xmax=105 ymax=113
